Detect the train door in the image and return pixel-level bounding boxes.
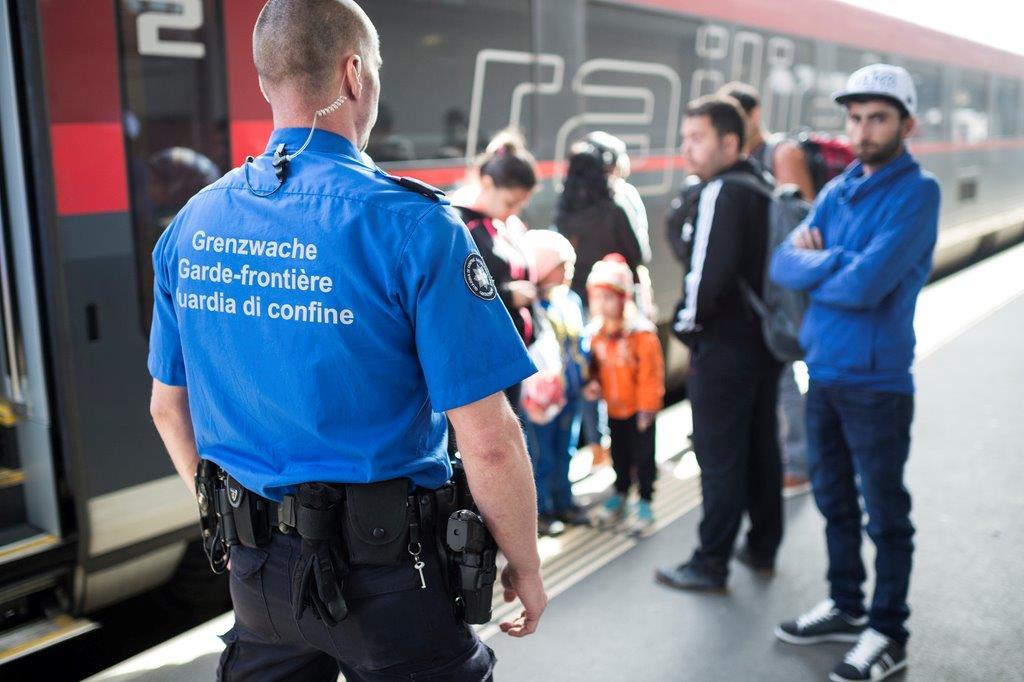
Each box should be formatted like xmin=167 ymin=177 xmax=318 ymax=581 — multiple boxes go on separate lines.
xmin=0 ymin=0 xmax=61 ymax=576
xmin=0 ymin=0 xmax=96 ymax=663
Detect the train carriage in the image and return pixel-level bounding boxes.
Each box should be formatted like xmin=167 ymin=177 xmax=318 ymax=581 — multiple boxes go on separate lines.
xmin=1 ymin=0 xmax=1022 ymax=662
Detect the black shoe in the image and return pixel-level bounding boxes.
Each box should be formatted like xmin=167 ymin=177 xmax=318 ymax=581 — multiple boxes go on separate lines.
xmin=735 ymin=544 xmax=775 ymax=574
xmin=537 ymin=515 xmax=565 ymax=537
xmin=655 ymin=561 xmax=726 ymax=593
xmin=775 ymin=599 xmax=868 ymax=645
xmin=830 ymin=629 xmax=907 ymax=681
xmin=555 ymin=504 xmax=591 ymax=526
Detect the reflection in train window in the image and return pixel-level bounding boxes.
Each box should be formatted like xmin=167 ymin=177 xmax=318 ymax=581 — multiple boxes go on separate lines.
xmin=993 ymin=77 xmax=1022 ymax=138
xmin=360 ymin=0 xmax=532 ymax=163
xmin=906 ymin=61 xmax=946 ymax=141
xmin=115 ymin=0 xmax=230 ymax=333
xmin=952 ymin=71 xmax=990 ymax=143
xmin=583 ymin=5 xmax=699 ymax=162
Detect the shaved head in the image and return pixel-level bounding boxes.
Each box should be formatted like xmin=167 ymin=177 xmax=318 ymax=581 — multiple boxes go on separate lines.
xmin=253 ymin=0 xmax=378 ymax=99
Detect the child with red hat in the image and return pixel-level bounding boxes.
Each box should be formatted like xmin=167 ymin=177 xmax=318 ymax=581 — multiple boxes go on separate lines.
xmin=584 ymin=254 xmax=665 ymax=535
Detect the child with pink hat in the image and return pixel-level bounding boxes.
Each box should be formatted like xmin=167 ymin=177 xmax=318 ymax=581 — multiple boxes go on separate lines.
xmin=520 ymin=229 xmax=591 ymax=536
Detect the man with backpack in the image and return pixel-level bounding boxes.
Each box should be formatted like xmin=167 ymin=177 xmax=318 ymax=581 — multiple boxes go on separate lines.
xmin=720 ymin=82 xmax=859 ymax=496
xmin=771 ymin=64 xmax=939 ymax=682
xmin=657 ymin=95 xmax=785 ymax=592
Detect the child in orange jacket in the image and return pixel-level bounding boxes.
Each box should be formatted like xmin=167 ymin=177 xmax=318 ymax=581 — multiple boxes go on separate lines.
xmin=584 ymin=254 xmax=665 ymax=534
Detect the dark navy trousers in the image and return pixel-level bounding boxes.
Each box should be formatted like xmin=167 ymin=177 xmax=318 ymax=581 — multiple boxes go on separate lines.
xmin=218 ymin=531 xmax=495 ymax=681
xmin=805 ymin=381 xmax=915 ymax=645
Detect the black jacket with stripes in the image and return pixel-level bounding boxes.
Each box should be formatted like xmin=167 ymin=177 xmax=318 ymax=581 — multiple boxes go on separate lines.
xmin=666 ymin=158 xmax=773 ymax=348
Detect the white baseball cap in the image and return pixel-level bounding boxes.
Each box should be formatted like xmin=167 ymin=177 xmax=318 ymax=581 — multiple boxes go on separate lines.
xmin=833 ymin=64 xmax=917 ymax=117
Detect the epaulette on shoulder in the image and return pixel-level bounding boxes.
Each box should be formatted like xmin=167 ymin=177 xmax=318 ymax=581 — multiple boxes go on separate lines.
xmin=387 ymin=174 xmax=446 ymax=202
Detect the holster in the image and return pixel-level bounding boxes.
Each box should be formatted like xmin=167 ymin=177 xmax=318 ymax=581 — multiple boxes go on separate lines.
xmin=195 ymin=459 xmax=229 ymax=573
xmin=443 ymin=458 xmax=499 ymax=624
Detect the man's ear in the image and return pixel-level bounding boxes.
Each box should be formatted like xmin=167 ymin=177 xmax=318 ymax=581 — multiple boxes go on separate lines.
xmin=343 ymin=54 xmax=363 ymax=100
xmin=257 ymin=76 xmax=270 ymax=105
xmin=725 ymin=132 xmax=741 ymax=157
xmin=901 ymin=116 xmax=917 ymax=140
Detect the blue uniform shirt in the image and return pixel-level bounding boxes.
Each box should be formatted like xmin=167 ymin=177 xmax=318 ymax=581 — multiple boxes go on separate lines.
xmin=148 ymin=128 xmax=536 ymax=500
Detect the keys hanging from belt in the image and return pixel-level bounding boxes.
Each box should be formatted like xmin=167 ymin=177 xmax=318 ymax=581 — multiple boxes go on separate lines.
xmin=408 ymin=504 xmax=427 ymax=589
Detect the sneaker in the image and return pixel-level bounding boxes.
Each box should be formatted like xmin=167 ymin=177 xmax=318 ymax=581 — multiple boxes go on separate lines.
xmin=556 ymin=504 xmax=591 ymax=527
xmin=735 ymin=544 xmax=775 ymax=574
xmin=654 ymin=561 xmax=726 ymax=593
xmin=783 ymin=474 xmax=812 ymax=497
xmin=593 ymin=494 xmax=626 ymax=528
xmin=537 ymin=515 xmax=566 ymax=537
xmin=830 ymin=629 xmax=907 ymax=681
xmin=775 ymin=599 xmax=868 ymax=645
xmin=627 ymin=500 xmax=654 ymax=536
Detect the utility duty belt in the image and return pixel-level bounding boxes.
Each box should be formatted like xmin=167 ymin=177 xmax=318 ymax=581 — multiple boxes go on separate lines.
xmin=194 ymin=459 xmax=497 ymax=624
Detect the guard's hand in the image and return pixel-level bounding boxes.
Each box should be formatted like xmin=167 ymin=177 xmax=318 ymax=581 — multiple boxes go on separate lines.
xmin=582 ymin=380 xmax=602 ymax=402
xmin=793 ymin=226 xmax=824 ymax=251
xmin=499 ymin=565 xmax=547 ymax=637
xmin=636 ymin=411 xmax=655 ymax=433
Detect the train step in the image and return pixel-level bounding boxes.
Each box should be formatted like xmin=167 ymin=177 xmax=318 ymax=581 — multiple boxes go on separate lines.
xmin=0 ymin=467 xmax=25 ymax=489
xmin=0 ymin=614 xmax=98 ymax=665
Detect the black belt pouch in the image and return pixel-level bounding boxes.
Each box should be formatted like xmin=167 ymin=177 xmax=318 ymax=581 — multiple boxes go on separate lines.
xmin=225 ymin=474 xmax=271 ymax=548
xmin=344 ymin=479 xmax=410 ymax=566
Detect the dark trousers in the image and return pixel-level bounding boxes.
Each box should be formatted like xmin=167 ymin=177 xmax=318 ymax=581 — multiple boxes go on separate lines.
xmin=609 ymin=414 xmax=657 ymax=501
xmin=218 ymin=532 xmax=495 ymax=681
xmin=687 ymin=340 xmax=783 ymax=573
xmin=805 ymin=382 xmax=915 ymax=645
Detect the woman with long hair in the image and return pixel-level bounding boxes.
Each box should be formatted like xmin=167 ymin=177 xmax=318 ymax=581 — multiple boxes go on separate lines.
xmin=452 ymin=129 xmax=539 ymax=402
xmin=555 ymin=142 xmax=643 ymax=302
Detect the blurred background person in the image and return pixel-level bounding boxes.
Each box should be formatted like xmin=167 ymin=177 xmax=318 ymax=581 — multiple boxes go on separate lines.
xmin=586 ymin=255 xmax=664 ymax=536
xmin=584 ymin=131 xmax=656 ymax=321
xmin=555 ymin=141 xmax=645 ymax=469
xmin=658 ymin=95 xmax=783 ymax=592
xmin=453 ymin=129 xmax=538 ymax=362
xmin=520 ymin=230 xmax=590 ymax=536
xmin=719 ymin=82 xmax=812 ymax=495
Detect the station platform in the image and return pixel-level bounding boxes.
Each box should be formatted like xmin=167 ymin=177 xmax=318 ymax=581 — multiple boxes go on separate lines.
xmin=88 ymin=242 xmax=1024 ymax=681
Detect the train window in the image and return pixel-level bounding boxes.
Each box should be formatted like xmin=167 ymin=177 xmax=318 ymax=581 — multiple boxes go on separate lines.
xmin=115 ymin=0 xmax=231 ymax=333
xmin=359 ymin=0 xmax=532 ymax=163
xmin=993 ymin=77 xmax=1022 ymax=138
xmin=952 ymin=70 xmax=990 ymax=143
xmin=583 ymin=4 xmax=699 ymax=162
xmin=905 ymin=61 xmax=945 ymax=141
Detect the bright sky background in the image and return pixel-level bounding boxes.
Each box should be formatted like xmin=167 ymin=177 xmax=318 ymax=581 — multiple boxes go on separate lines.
xmin=838 ymin=0 xmax=1024 ymax=56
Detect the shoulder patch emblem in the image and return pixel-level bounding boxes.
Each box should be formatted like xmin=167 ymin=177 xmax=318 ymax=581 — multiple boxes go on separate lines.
xmin=464 ymin=254 xmax=497 ymax=301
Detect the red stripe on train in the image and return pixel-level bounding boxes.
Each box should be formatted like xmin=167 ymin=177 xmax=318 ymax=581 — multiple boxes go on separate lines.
xmin=47 ymin=121 xmax=1024 ymax=215
xmin=50 ymin=123 xmax=129 ymax=216
xmin=230 ymin=120 xmax=275 ymax=166
xmin=224 ymin=0 xmax=274 ymax=165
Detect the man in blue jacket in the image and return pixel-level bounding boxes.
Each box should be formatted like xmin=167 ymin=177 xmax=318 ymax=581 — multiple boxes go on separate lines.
xmin=770 ymin=64 xmax=940 ymax=682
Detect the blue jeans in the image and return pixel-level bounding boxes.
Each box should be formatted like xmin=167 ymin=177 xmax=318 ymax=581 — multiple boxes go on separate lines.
xmin=524 ymin=401 xmax=581 ymax=516
xmin=805 ymin=382 xmax=915 ymax=645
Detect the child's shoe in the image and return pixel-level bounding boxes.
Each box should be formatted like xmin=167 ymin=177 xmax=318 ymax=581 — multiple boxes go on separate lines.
xmin=628 ymin=499 xmax=655 ymax=536
xmin=594 ymin=493 xmax=626 ymax=528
